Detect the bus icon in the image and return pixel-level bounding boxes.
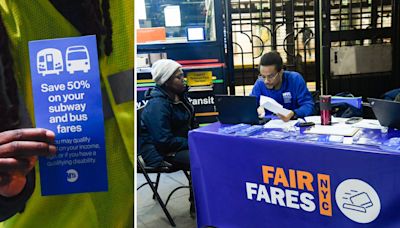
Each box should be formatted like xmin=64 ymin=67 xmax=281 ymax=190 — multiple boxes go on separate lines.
xmin=66 ymin=46 xmax=90 ymax=74
xmin=37 ymin=48 xmax=63 ymax=76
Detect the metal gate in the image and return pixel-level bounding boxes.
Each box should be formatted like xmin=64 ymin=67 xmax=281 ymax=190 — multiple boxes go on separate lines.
xmin=321 ymin=0 xmax=400 ymax=98
xmin=224 ymin=0 xmax=321 ymax=95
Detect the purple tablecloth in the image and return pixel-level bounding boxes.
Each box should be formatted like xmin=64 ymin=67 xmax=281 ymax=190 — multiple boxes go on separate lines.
xmin=189 ymin=122 xmax=400 ymax=227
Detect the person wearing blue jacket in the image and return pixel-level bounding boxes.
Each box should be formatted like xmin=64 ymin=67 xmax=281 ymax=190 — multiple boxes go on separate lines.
xmin=383 ymin=88 xmax=400 ymax=102
xmin=139 ymin=59 xmax=197 ymax=169
xmin=250 ymin=52 xmax=314 ymax=122
xmin=139 ymin=59 xmax=197 ymax=216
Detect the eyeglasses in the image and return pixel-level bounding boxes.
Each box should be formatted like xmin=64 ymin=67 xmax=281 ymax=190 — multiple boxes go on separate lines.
xmin=260 ymin=71 xmax=279 ymax=80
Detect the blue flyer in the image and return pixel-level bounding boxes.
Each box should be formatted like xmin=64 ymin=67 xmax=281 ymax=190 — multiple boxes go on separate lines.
xmin=29 ymin=35 xmax=108 ymax=195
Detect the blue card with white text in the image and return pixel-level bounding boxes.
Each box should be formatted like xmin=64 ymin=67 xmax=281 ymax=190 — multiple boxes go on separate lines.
xmin=29 ymin=35 xmax=108 ymax=195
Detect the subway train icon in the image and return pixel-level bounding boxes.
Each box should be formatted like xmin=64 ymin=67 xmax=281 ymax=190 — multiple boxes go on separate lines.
xmin=37 ymin=48 xmax=64 ymax=76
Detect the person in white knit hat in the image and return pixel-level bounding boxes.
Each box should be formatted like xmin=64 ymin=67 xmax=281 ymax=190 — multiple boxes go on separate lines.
xmin=139 ymin=59 xmax=197 ymax=217
xmin=151 ymin=59 xmax=182 ymax=85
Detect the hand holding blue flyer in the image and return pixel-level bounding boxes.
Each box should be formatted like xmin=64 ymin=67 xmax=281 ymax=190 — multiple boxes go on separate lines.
xmin=29 ymin=35 xmax=108 ymax=196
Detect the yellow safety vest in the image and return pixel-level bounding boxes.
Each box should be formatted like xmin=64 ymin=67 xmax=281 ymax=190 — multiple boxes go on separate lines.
xmin=0 ymin=0 xmax=133 ymax=227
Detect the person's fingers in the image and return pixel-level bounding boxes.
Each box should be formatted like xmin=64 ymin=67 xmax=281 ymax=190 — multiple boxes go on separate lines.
xmin=0 ymin=158 xmax=31 ymax=173
xmin=276 ymin=114 xmax=290 ymax=122
xmin=25 ymin=156 xmax=37 ymax=174
xmin=27 ymin=156 xmax=38 ymax=167
xmin=0 ymin=175 xmax=27 ymax=197
xmin=14 ymin=156 xmax=37 ymax=175
xmin=0 ymin=141 xmax=56 ymax=158
xmin=257 ymin=107 xmax=265 ymax=118
xmin=0 ymin=157 xmax=36 ymax=177
xmin=0 ymin=128 xmax=55 ymax=145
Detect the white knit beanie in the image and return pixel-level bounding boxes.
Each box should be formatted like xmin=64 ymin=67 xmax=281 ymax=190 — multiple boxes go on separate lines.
xmin=151 ymin=59 xmax=182 ymax=86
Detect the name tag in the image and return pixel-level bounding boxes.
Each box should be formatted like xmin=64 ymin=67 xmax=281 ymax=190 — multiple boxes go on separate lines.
xmin=282 ymin=92 xmax=292 ymax=104
xmin=29 ymin=35 xmax=108 ymax=196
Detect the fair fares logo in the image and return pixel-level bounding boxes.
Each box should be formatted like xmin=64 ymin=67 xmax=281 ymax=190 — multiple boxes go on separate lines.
xmin=245 ymin=165 xmax=380 ymax=223
xmin=335 ymin=179 xmax=381 ymax=223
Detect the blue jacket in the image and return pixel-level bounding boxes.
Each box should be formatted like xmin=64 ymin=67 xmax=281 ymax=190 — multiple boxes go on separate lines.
xmin=383 ymin=88 xmax=400 ymax=101
xmin=139 ymin=86 xmax=196 ymax=167
xmin=250 ymin=71 xmax=314 ymax=117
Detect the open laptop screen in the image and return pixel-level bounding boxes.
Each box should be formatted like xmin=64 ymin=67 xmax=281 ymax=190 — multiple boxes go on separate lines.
xmin=215 ymin=95 xmax=262 ymax=125
xmin=368 ymin=98 xmax=400 ymax=129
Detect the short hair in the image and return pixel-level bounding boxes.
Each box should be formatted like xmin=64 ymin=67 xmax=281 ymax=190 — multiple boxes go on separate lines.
xmin=259 ymin=52 xmax=283 ymax=71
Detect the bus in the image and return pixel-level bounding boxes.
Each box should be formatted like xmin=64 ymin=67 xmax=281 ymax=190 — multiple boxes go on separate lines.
xmin=66 ymin=46 xmax=91 ymax=74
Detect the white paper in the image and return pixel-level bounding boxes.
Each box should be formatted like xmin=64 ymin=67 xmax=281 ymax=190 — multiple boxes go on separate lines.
xmin=343 ymin=137 xmax=354 ymax=145
xmin=304 ymin=116 xmax=321 ymax=124
xmin=260 ymin=95 xmax=291 ymax=116
xmin=164 ymin=6 xmax=181 ymax=27
xmin=305 ymin=125 xmax=359 ymax=136
xmin=264 ymin=119 xmax=298 ymax=129
xmin=329 ymin=135 xmax=344 ymax=142
xmin=136 ymin=0 xmax=147 ymax=20
xmin=332 ymin=117 xmax=348 ymax=124
xmin=304 ymin=115 xmax=343 ymax=124
xmin=351 ymin=119 xmax=384 ymax=130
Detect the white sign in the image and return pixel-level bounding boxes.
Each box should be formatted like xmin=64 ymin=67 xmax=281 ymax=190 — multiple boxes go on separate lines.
xmin=335 ymin=179 xmax=381 ymax=223
xmin=164 ymin=5 xmax=181 ymax=27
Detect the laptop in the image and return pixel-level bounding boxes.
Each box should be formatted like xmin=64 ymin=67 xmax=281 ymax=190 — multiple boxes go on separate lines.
xmin=368 ymin=98 xmax=400 ymax=129
xmin=215 ymin=95 xmax=270 ymax=125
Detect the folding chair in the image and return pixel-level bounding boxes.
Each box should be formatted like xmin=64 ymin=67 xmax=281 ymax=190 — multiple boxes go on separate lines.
xmin=137 ymin=156 xmax=191 ymax=227
xmin=137 ymin=107 xmax=191 ymax=227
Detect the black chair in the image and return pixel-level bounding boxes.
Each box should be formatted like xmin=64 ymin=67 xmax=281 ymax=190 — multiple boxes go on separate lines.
xmin=137 ymin=156 xmax=190 ymax=227
xmin=137 ymin=107 xmax=191 ymax=227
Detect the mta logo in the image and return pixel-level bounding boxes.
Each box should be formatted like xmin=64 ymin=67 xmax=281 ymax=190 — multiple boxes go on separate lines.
xmin=66 ymin=169 xmax=79 ymax=183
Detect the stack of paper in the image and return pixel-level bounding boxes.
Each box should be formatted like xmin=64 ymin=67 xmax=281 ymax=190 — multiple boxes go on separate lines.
xmin=351 ymin=119 xmax=384 ymax=130
xmin=304 ymin=116 xmax=345 ymax=125
xmin=304 ymin=125 xmax=359 ymax=137
xmin=260 ymin=95 xmax=291 ymax=116
xmin=304 ymin=116 xmax=322 ymax=124
xmin=263 ymin=119 xmax=298 ymax=129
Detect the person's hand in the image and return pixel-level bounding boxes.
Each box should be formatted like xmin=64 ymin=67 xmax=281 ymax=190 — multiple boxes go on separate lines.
xmin=277 ymin=111 xmax=295 ymax=122
xmin=0 ymin=129 xmax=56 ymax=197
xmin=257 ymin=106 xmax=265 ymax=118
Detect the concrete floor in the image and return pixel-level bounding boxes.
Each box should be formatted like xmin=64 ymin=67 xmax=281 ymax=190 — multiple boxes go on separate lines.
xmin=137 ymin=171 xmax=197 ymax=228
